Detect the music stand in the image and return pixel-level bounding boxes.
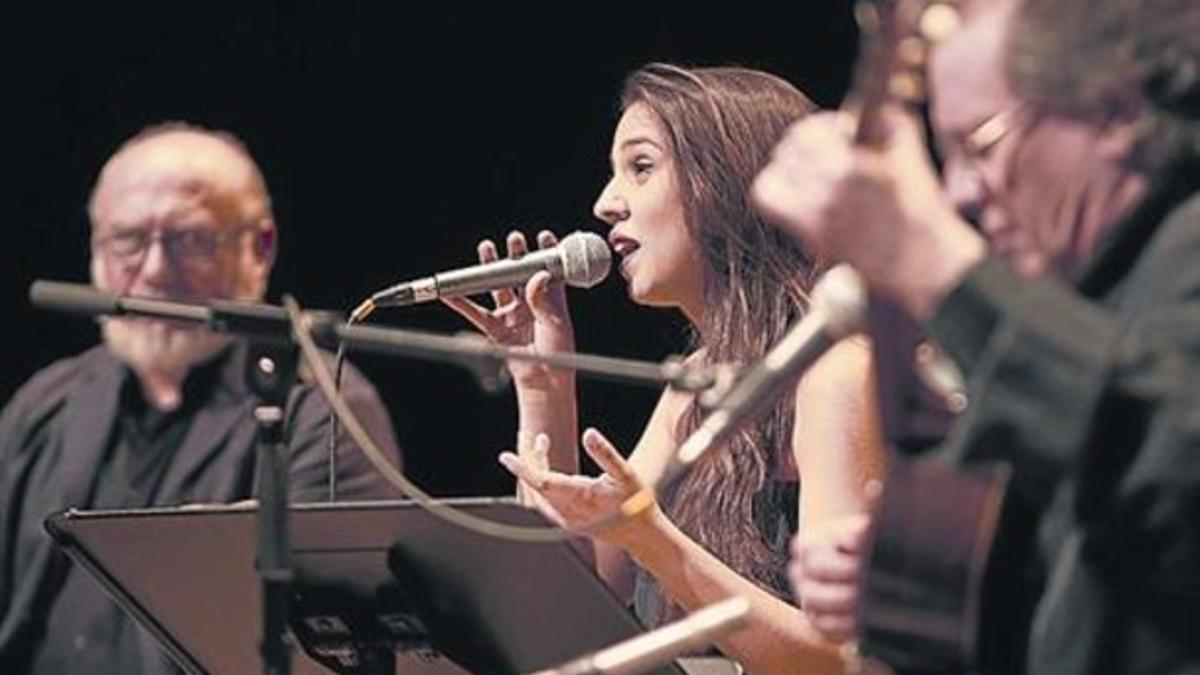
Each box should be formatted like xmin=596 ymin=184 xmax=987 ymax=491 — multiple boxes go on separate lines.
xmin=45 ymin=498 xmax=687 ymax=675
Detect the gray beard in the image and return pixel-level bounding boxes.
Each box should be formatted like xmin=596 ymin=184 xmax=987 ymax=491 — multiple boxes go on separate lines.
xmin=101 ymin=317 xmax=231 ymax=381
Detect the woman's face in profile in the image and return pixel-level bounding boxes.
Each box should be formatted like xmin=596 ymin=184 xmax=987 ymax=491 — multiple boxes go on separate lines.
xmin=593 ymin=103 xmax=704 ymax=315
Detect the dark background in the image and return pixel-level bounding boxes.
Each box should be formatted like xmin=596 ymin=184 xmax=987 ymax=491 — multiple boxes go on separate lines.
xmin=6 ymin=4 xmax=857 ymax=496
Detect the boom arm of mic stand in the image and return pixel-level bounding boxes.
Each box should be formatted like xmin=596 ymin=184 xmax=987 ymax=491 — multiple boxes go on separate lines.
xmin=29 ymin=280 xmax=718 ymax=394
xmin=333 ymin=323 xmax=716 ymax=394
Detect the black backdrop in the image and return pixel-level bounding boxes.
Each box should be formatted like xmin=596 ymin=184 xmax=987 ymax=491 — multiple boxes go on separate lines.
xmin=6 ymin=4 xmax=857 ymax=497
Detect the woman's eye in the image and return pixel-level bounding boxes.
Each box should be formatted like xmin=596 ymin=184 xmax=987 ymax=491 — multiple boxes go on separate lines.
xmin=631 ymin=159 xmax=654 ymax=178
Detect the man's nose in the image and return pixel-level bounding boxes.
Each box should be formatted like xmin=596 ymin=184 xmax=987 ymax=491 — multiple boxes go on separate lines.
xmin=132 ymin=237 xmax=178 ymax=288
xmin=942 ymin=157 xmax=987 ymax=225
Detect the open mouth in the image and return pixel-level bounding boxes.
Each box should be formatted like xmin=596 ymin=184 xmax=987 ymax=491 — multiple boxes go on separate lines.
xmin=609 ymin=233 xmax=640 ymax=261
xmin=611 ymin=239 xmax=638 ymax=256
xmin=612 ymin=241 xmax=639 ymax=276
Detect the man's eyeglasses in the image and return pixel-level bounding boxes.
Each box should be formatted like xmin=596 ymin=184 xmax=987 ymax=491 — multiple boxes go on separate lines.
xmin=92 ymin=226 xmax=255 ymax=264
xmin=945 ymin=102 xmax=1034 ymax=172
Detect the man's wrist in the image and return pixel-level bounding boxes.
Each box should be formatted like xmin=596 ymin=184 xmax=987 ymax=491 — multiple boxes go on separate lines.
xmin=901 ymin=218 xmax=987 ymax=323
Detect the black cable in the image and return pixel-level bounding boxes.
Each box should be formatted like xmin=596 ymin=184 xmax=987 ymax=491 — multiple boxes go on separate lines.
xmin=326 ymin=297 xmax=377 ymax=502
xmin=327 ymin=340 xmax=350 ymax=502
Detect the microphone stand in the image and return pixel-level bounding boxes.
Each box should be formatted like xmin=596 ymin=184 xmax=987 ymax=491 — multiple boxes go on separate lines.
xmin=527 ymin=597 xmax=750 ymax=675
xmin=28 ymin=280 xmax=719 ymax=394
xmin=28 ymin=280 xmax=729 ymax=674
xmin=331 ymin=322 xmax=718 ymax=394
xmin=247 ymin=341 xmax=298 ymax=675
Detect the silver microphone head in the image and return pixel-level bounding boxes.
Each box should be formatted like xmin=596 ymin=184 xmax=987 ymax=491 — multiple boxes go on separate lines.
xmin=810 ymin=264 xmax=868 ymax=338
xmin=558 ymin=231 xmax=612 ymax=288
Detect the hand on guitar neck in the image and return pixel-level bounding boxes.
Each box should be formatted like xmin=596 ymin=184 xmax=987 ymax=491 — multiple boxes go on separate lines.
xmin=752 ymin=107 xmax=984 ymax=323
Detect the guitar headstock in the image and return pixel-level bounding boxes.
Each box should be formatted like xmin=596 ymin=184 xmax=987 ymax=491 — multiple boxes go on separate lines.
xmin=848 ymin=0 xmax=961 ymax=147
xmin=845 ymin=0 xmax=968 ymax=455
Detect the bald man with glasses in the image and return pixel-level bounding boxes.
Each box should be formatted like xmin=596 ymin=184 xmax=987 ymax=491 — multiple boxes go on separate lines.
xmin=0 ymin=123 xmax=402 ymax=675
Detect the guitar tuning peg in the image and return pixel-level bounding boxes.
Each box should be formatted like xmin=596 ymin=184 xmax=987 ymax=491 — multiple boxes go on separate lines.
xmin=919 ymin=2 xmax=961 ymax=43
xmin=897 ymin=36 xmax=928 ymax=69
xmin=888 ymin=72 xmax=926 ymax=104
xmin=855 ymin=1 xmax=882 ymax=33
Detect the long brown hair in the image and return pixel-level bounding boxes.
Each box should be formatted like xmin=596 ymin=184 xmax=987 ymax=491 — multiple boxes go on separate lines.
xmin=620 ymin=63 xmax=819 ymax=616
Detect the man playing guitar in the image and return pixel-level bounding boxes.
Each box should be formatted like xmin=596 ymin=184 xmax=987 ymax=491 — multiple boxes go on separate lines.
xmin=753 ymin=0 xmax=1200 ymax=672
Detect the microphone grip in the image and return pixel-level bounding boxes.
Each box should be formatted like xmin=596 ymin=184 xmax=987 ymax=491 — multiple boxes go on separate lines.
xmin=370 ymin=251 xmax=561 ymax=308
xmin=29 ymin=280 xmax=119 ymax=317
xmin=435 ymin=249 xmax=561 ymax=298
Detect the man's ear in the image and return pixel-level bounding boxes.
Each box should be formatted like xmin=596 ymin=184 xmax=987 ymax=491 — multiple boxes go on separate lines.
xmin=255 ymin=218 xmax=277 ymax=264
xmin=238 ymin=218 xmax=277 ymax=301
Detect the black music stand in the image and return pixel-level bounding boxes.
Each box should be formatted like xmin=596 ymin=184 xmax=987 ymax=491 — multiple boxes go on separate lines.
xmin=45 ymin=499 xmax=687 ymax=675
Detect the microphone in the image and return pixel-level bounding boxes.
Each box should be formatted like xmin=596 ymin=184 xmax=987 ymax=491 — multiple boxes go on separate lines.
xmin=369 ymin=230 xmax=611 ymax=309
xmin=528 ymin=597 xmax=750 ymax=675
xmin=658 ymin=265 xmax=868 ymax=489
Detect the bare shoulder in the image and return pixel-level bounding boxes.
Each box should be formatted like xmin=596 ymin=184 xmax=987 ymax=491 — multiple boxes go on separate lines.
xmin=796 ymin=335 xmax=874 ymax=404
xmin=626 ymin=349 xmax=704 ymax=480
xmin=791 ymin=336 xmax=884 ymax=520
xmin=659 ymin=347 xmax=707 ymax=414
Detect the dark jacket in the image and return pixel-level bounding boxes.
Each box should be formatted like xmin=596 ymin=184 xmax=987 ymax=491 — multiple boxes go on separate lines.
xmin=0 ymin=341 xmax=402 ymax=673
xmin=929 ymin=171 xmax=1200 ymax=674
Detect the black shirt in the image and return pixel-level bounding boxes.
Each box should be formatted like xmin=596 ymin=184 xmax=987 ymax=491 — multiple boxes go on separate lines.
xmin=29 ymin=356 xmax=224 ymax=675
xmin=0 ymin=341 xmax=402 ymax=675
